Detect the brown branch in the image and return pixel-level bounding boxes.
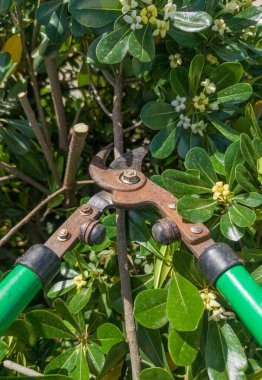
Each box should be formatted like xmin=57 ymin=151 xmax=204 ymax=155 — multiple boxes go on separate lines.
xmin=124 ymin=120 xmax=143 ymax=134
xmin=76 ymin=180 xmax=94 ymax=185
xmin=18 ymin=92 xmax=62 ymax=187
xmin=102 ymin=70 xmax=114 ymax=87
xmin=87 ymin=66 xmax=112 ymax=119
xmin=113 ymin=65 xmax=141 ymax=380
xmin=63 ymin=123 xmax=89 ymax=206
xmin=14 ymin=0 xmax=51 ymax=147
xmin=0 ymin=188 xmax=65 ymax=247
xmin=31 ymin=0 xmax=42 ymax=51
xmin=0 ymin=174 xmax=15 ymax=184
xmin=2 ymin=360 xmax=42 ymax=377
xmin=45 ymin=57 xmax=68 ymax=150
xmin=0 ymin=161 xmax=48 ymax=193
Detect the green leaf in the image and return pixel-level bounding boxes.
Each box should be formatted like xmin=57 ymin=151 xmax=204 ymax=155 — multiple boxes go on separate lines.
xmin=97 ymin=342 xmax=127 ymax=379
xmin=68 ymin=286 xmax=92 ymax=314
xmin=47 ymin=279 xmax=76 ymax=298
xmin=215 ymin=83 xmax=252 ymax=105
xmin=129 ymin=24 xmax=155 ymax=63
xmin=45 ymin=345 xmax=89 ymax=380
xmin=134 ymin=289 xmax=168 ymax=329
xmin=240 ymin=133 xmax=257 ymax=172
xmin=177 ymin=196 xmax=217 ymax=223
xmin=0 ymin=52 xmax=16 ymax=83
xmin=235 ymin=164 xmax=258 ymax=192
xmin=150 ymin=126 xmax=179 ymax=159
xmin=162 ymin=169 xmax=212 ymax=196
xmin=185 ymin=147 xmax=217 ymax=186
xmin=0 ymin=128 xmax=31 ymax=155
xmin=206 ymin=115 xmax=240 ymax=142
xmin=170 ymin=66 xmax=189 ymax=97
xmin=227 ymin=6 xmax=262 ymax=31
xmin=168 ymin=328 xmax=200 ymax=366
xmin=94 ymin=323 xmax=124 ymax=354
xmin=229 ymin=203 xmax=256 ymax=228
xmin=4 ymin=320 xmax=37 ymax=346
xmin=0 ymin=0 xmax=12 ymax=13
xmin=86 ymin=344 xmax=105 ymax=375
xmin=168 ymin=26 xmax=206 ymax=48
xmin=233 ymin=193 xmax=262 ymax=207
xmin=167 ymin=272 xmax=204 ymax=331
xmin=54 ymin=299 xmax=81 ymax=333
xmin=154 ymin=244 xmax=175 ymax=289
xmin=208 ymin=137 xmax=226 ymax=176
xmin=0 ymin=377 xmax=74 ymax=380
xmin=68 ymin=0 xmax=121 ymax=28
xmin=242 ymin=247 xmax=262 ymax=263
xmin=251 ymin=265 xmax=262 ymax=285
xmin=141 ymin=101 xmax=177 ymax=130
xmin=206 ymin=321 xmax=247 ymax=380
xmin=189 ymin=54 xmax=205 ymax=96
xmin=96 ymin=24 xmax=130 ymax=64
xmin=0 ymin=340 xmax=7 ymax=361
xmin=245 ymin=103 xmax=262 ymax=140
xmin=25 ymin=310 xmax=75 ymax=339
xmin=173 ymin=249 xmax=204 ymax=287
xmin=210 ymin=62 xmax=244 ymax=91
xmin=220 ymin=211 xmax=244 ymax=241
xmin=173 ymin=11 xmax=212 ymax=32
xmin=225 ymin=141 xmax=244 ymax=189
xmin=211 ymin=43 xmax=247 ymax=61
xmin=140 ymin=368 xmax=173 ymax=380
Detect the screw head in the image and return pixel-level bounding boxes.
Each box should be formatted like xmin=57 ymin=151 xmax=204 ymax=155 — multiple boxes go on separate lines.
xmin=190 ymin=225 xmax=203 ymax=234
xmin=57 ymin=228 xmax=70 ymax=241
xmin=168 ymin=201 xmax=177 ymax=209
xmin=80 ymin=205 xmax=93 ymax=216
xmin=120 ymin=169 xmax=140 ymax=184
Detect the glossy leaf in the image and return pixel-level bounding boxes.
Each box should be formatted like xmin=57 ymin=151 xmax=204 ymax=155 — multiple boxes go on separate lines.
xmin=189 ymin=54 xmax=205 ymax=96
xmin=167 ymin=272 xmax=204 ymax=331
xmin=173 ymin=11 xmax=212 ymax=32
xmin=86 ymin=344 xmax=105 ymax=375
xmin=68 ymin=0 xmax=121 ymax=28
xmin=225 ymin=141 xmax=244 ymax=189
xmin=0 ymin=51 xmax=16 ymax=83
xmin=129 ymin=24 xmax=155 ymax=63
xmin=47 ymin=279 xmax=76 ymax=298
xmin=242 ymin=247 xmax=262 ymax=263
xmin=232 ymin=193 xmax=262 ymax=207
xmin=96 ymin=25 xmax=130 ymax=64
xmin=134 ymin=289 xmax=168 ymax=329
xmin=206 ymin=115 xmax=240 ymax=142
xmin=173 ymin=249 xmax=204 ymax=287
xmin=150 ymin=125 xmax=179 ymax=159
xmin=140 ymin=368 xmax=173 ymax=380
xmin=229 ymin=203 xmax=256 ymax=228
xmin=95 ymin=323 xmax=124 ymax=354
xmin=246 ymin=103 xmax=262 ymax=140
xmin=240 ymin=133 xmax=257 ymax=172
xmin=0 ymin=340 xmax=7 ymax=361
xmin=177 ymin=196 xmax=217 ymax=223
xmin=206 ymin=321 xmax=247 ymax=380
xmin=168 ymin=26 xmax=206 ymax=47
xmin=215 ymin=83 xmax=252 ymax=105
xmin=251 ymin=265 xmax=262 ymax=285
xmin=97 ymin=342 xmax=127 ymax=380
xmin=170 ymin=66 xmax=189 ymax=97
xmin=185 ymin=147 xmax=217 ymax=186
xmin=141 ymin=101 xmax=177 ymax=130
xmin=210 ymin=62 xmax=243 ymax=91
xmin=220 ymin=211 xmax=244 ymax=241
xmin=211 ymin=43 xmax=247 ymax=61
xmin=168 ymin=328 xmax=200 ymax=366
xmin=227 ymin=6 xmax=262 ymax=31
xmin=68 ymin=286 xmax=92 ymax=314
xmin=235 ymin=164 xmax=258 ymax=192
xmin=54 ymin=299 xmax=81 ymax=333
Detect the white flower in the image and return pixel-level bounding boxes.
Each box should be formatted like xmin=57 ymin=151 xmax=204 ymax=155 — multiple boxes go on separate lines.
xmin=212 ymin=19 xmax=227 ymax=36
xmin=209 ymin=307 xmax=227 ymax=321
xmin=120 ymin=0 xmax=138 ymax=13
xmin=201 ymin=78 xmax=216 ymax=94
xmin=171 ymin=95 xmax=187 ymax=112
xmin=222 ymin=0 xmax=241 ymax=14
xmin=152 ymin=19 xmax=170 ymax=38
xmin=208 ymin=102 xmax=219 ymax=111
xmin=164 ymin=0 xmax=177 ymax=20
xmin=191 ymin=120 xmax=207 ymax=136
xmin=124 ymin=10 xmax=143 ymax=30
xmin=177 ymin=114 xmax=191 ymax=129
xmin=169 ymin=53 xmax=182 ymax=68
xmin=242 ymin=26 xmax=256 ymax=40
xmin=73 ymin=274 xmax=87 ymax=290
xmin=193 ymin=92 xmax=209 ymax=112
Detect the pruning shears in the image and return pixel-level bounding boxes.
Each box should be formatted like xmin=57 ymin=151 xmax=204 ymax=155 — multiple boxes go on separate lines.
xmin=0 ymin=145 xmax=262 ymax=345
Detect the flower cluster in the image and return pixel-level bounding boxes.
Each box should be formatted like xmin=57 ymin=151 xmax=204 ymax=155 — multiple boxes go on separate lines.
xmin=193 ymin=78 xmax=218 ymax=113
xmin=212 ymin=181 xmax=233 ymax=203
xmin=242 ymin=26 xmax=256 ymax=40
xmin=124 ymin=10 xmax=143 ymax=30
xmin=169 ymin=53 xmax=182 ymax=68
xmin=73 ymin=274 xmax=87 ymax=290
xmin=200 ymin=290 xmax=227 ymax=322
xmin=212 ymin=19 xmax=227 ymax=36
xmin=171 ymin=95 xmax=186 ymax=112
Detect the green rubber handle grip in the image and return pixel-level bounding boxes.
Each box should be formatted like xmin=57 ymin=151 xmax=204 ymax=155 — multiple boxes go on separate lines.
xmin=216 ymin=265 xmax=262 ymax=346
xmin=0 ymin=265 xmax=42 ymax=335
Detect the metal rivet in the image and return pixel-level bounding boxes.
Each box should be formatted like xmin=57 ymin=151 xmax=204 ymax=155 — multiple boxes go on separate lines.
xmin=57 ymin=228 xmax=71 ymax=241
xmin=120 ymin=169 xmax=140 ymax=184
xmin=80 ymin=205 xmax=93 ymax=216
xmin=190 ymin=226 xmax=203 ymax=234
xmin=168 ymin=201 xmax=176 ymax=209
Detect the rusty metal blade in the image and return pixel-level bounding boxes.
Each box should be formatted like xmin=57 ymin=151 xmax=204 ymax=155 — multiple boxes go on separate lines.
xmin=109 ymin=146 xmax=149 ymax=171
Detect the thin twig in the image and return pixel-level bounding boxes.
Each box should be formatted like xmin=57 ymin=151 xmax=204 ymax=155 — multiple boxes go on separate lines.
xmin=45 ymin=57 xmax=68 ymax=150
xmin=0 ymin=161 xmax=48 ymax=194
xmin=87 ymin=66 xmax=112 ymax=119
xmin=2 ymin=360 xmax=42 ymax=377
xmin=0 ymin=188 xmax=65 ymax=247
xmin=124 ymin=120 xmax=143 ymax=134
xmin=19 ymin=92 xmax=62 ymax=187
xmin=112 ymin=65 xmax=141 ymax=380
xmin=31 ymin=0 xmax=42 ymax=51
xmin=76 ymin=180 xmax=94 ymax=185
xmin=63 ymin=123 xmax=89 ymax=206
xmin=102 ymin=70 xmax=115 ymax=87
xmin=0 ymin=174 xmax=15 ymax=184
xmin=14 ymin=0 xmax=51 ymax=147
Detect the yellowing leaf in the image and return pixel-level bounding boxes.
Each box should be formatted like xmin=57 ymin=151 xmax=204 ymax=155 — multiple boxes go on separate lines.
xmin=2 ymin=34 xmax=22 ymax=74
xmin=99 ymin=361 xmax=123 ymax=380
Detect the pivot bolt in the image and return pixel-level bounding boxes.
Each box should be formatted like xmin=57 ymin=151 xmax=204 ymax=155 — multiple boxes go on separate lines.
xmin=57 ymin=228 xmax=71 ymax=241
xmin=120 ymin=169 xmax=140 ymax=184
xmin=80 ymin=205 xmax=93 ymax=216
xmin=152 ymin=218 xmax=180 ymax=245
xmin=190 ymin=225 xmax=203 ymax=234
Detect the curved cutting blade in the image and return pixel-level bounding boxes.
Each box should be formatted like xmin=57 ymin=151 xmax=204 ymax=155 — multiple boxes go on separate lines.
xmin=109 ymin=146 xmax=149 ymax=171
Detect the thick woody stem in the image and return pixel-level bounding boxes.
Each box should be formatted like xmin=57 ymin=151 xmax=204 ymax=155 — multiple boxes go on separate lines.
xmin=2 ymin=360 xmax=41 ymax=377
xmin=0 ymin=188 xmax=66 ymax=247
xmin=0 ymin=161 xmax=48 ymax=194
xmin=18 ymin=92 xmax=62 ymax=187
xmin=14 ymin=0 xmax=51 ymax=147
xmin=113 ymin=68 xmax=141 ymax=380
xmin=45 ymin=58 xmax=68 ymax=150
xmin=63 ymin=123 xmax=89 ymax=206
